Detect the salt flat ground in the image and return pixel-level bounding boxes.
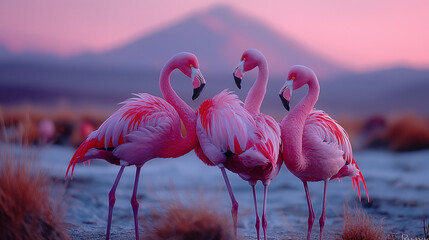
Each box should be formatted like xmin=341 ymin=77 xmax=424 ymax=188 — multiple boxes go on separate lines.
xmin=34 ymin=145 xmax=429 ymax=239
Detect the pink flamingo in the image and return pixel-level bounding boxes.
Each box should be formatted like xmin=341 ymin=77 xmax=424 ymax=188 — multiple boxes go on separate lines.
xmin=65 ymin=52 xmax=206 ymax=240
xmin=38 ymin=118 xmax=55 ymax=143
xmin=195 ymin=49 xmax=282 ymax=240
xmin=278 ymin=65 xmax=369 ymax=240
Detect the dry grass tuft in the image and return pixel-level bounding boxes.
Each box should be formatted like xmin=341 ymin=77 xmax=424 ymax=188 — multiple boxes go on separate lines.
xmin=337 ymin=204 xmax=386 ymax=240
xmin=424 ymin=218 xmax=429 ymax=238
xmin=141 ymin=193 xmax=234 ymax=240
xmin=0 ymin=105 xmax=106 ymax=145
xmin=387 ymin=114 xmax=429 ymax=152
xmin=0 ymin=117 xmax=70 ymax=240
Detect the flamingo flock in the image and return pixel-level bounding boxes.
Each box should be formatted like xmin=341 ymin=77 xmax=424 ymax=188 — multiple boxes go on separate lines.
xmin=66 ymin=50 xmax=369 ymax=240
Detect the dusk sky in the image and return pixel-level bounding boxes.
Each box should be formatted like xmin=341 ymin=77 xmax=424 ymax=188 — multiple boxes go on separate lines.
xmin=1 ymin=0 xmax=428 ymax=71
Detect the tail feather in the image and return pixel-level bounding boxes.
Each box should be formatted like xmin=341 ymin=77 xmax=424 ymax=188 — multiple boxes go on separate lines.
xmin=65 ymin=138 xmax=99 ymax=180
xmin=351 ymin=158 xmax=369 ymax=202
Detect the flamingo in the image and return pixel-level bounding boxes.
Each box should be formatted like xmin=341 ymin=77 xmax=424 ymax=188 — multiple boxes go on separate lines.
xmin=278 ymin=65 xmax=369 ymax=240
xmin=65 ymin=52 xmax=206 ymax=240
xmin=195 ymin=49 xmax=282 ymax=240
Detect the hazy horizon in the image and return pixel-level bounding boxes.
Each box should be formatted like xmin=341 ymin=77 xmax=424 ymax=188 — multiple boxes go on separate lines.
xmin=1 ymin=1 xmax=429 ymax=72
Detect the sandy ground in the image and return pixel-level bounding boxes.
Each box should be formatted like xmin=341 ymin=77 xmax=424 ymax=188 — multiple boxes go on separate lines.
xmin=67 ymin=229 xmax=330 ymax=240
xmin=30 ymin=145 xmax=429 ymax=239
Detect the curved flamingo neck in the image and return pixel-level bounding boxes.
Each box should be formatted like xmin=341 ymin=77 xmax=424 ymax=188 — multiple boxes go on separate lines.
xmin=280 ymin=76 xmax=320 ymax=172
xmin=244 ymin=57 xmax=268 ymax=114
xmin=159 ymin=62 xmax=197 ymax=155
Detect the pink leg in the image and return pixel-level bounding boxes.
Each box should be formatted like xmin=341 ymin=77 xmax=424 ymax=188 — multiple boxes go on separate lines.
xmin=303 ymin=181 xmax=315 ymax=240
xmin=262 ymin=182 xmax=270 ymax=240
xmin=106 ymin=166 xmax=125 ymax=240
xmin=220 ymin=167 xmax=239 ymax=237
xmin=251 ymin=183 xmax=260 ymax=240
xmin=131 ymin=166 xmax=142 ymax=240
xmin=319 ymin=180 xmax=328 ymax=240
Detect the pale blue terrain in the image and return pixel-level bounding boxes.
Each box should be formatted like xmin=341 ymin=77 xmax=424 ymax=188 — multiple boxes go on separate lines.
xmin=33 ymin=145 xmax=429 ymax=239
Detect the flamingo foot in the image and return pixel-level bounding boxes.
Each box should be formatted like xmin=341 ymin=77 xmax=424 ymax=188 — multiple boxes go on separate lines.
xmin=131 ymin=166 xmax=142 ymax=240
xmin=220 ymin=167 xmax=239 ymax=237
xmin=307 ymin=213 xmax=315 ymax=240
xmin=106 ymin=191 xmax=115 ymax=240
xmin=319 ymin=215 xmax=326 ymax=240
xmin=251 ymin=184 xmax=260 ymax=240
xmin=262 ymin=182 xmax=269 ymax=240
xmin=231 ymin=200 xmax=239 ymax=237
xmin=304 ymin=181 xmax=315 ymax=240
xmin=106 ymin=166 xmax=125 ymax=240
xmin=131 ymin=197 xmax=139 ymax=239
xmin=319 ymin=180 xmax=328 ymax=240
xmin=255 ymin=216 xmax=260 ymax=240
xmin=262 ymin=214 xmax=267 ymax=240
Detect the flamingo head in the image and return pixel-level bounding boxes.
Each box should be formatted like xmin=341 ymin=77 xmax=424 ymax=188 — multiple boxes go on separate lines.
xmin=279 ymin=79 xmax=293 ymax=111
xmin=174 ymin=52 xmax=206 ymax=100
xmin=233 ymin=49 xmax=264 ymax=89
xmin=279 ymin=65 xmax=317 ymax=111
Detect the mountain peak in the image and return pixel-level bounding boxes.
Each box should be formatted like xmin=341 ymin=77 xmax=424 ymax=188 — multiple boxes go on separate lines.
xmin=204 ymin=4 xmax=237 ymax=17
xmin=72 ymin=6 xmax=345 ymax=78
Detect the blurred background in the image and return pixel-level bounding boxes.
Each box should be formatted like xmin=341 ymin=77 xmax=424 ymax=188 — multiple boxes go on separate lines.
xmin=1 ymin=0 xmax=428 ymax=150
xmin=1 ymin=1 xmax=429 ymax=238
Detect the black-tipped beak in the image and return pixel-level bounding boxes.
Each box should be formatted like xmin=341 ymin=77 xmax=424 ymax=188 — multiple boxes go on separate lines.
xmin=234 ymin=74 xmax=242 ymax=89
xmin=279 ymin=93 xmax=290 ymax=111
xmin=192 ymin=83 xmax=205 ymax=100
xmin=233 ymin=60 xmax=244 ymax=89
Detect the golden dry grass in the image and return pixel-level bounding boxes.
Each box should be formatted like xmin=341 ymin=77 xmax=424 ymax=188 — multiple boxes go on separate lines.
xmin=141 ymin=192 xmax=234 ymax=240
xmin=0 ymin=105 xmax=106 ymax=145
xmin=336 ymin=204 xmax=386 ymax=240
xmin=387 ymin=114 xmax=429 ymax=152
xmin=0 ymin=117 xmax=70 ymax=240
xmin=424 ymin=218 xmax=429 ymax=239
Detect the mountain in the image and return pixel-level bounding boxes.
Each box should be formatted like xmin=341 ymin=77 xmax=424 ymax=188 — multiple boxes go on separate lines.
xmin=1 ymin=6 xmax=428 ymax=118
xmin=72 ymin=6 xmax=345 ymax=78
xmin=0 ymin=45 xmax=60 ymax=63
xmin=316 ymin=67 xmax=429 ymax=116
xmin=1 ymin=59 xmax=428 ymax=118
xmin=0 ymin=45 xmax=11 ymax=59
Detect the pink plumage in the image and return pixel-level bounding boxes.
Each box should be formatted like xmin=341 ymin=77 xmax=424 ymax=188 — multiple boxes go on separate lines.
xmin=279 ymin=65 xmax=369 ymax=240
xmin=197 ymin=90 xmax=280 ymax=180
xmin=196 ymin=49 xmax=282 ymax=240
xmin=65 ymin=52 xmax=206 ymax=240
xmin=66 ymin=94 xmax=181 ymax=177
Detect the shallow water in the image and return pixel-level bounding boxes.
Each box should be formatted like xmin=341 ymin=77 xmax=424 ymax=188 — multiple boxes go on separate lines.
xmin=34 ymin=145 xmax=429 ymax=239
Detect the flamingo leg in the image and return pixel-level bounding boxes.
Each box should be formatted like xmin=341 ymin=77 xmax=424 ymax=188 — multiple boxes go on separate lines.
xmin=262 ymin=181 xmax=270 ymax=240
xmin=106 ymin=166 xmax=125 ymax=240
xmin=131 ymin=166 xmax=142 ymax=240
xmin=251 ymin=183 xmax=260 ymax=240
xmin=319 ymin=180 xmax=328 ymax=240
xmin=220 ymin=167 xmax=239 ymax=237
xmin=303 ymin=181 xmax=315 ymax=240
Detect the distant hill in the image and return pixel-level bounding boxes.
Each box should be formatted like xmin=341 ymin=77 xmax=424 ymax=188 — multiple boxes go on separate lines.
xmin=0 ymin=45 xmax=10 ymax=58
xmin=0 ymin=6 xmax=345 ymax=78
xmin=0 ymin=60 xmax=428 ymax=118
xmin=0 ymin=6 xmax=428 ymax=118
xmin=0 ymin=46 xmax=59 ymax=63
xmin=316 ymin=67 xmax=429 ymax=116
xmin=71 ymin=6 xmax=345 ymax=78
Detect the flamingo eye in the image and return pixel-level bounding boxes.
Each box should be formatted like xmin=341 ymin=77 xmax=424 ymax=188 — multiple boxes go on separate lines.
xmin=291 ymin=76 xmax=296 ymax=80
xmin=190 ymin=64 xmax=193 ymax=68
xmin=242 ymin=57 xmax=246 ymax=61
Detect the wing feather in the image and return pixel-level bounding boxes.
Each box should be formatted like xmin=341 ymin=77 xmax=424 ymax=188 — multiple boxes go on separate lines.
xmin=197 ymin=90 xmax=281 ymax=168
xmin=305 ymin=110 xmax=369 ymax=201
xmin=252 ymin=113 xmax=281 ymax=166
xmin=305 ymin=110 xmax=352 ymax=164
xmin=66 ymin=93 xmax=178 ymax=178
xmin=198 ymin=90 xmax=254 ymax=154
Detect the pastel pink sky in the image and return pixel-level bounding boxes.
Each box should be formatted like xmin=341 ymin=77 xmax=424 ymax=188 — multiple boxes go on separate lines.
xmin=1 ymin=0 xmax=428 ymax=71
